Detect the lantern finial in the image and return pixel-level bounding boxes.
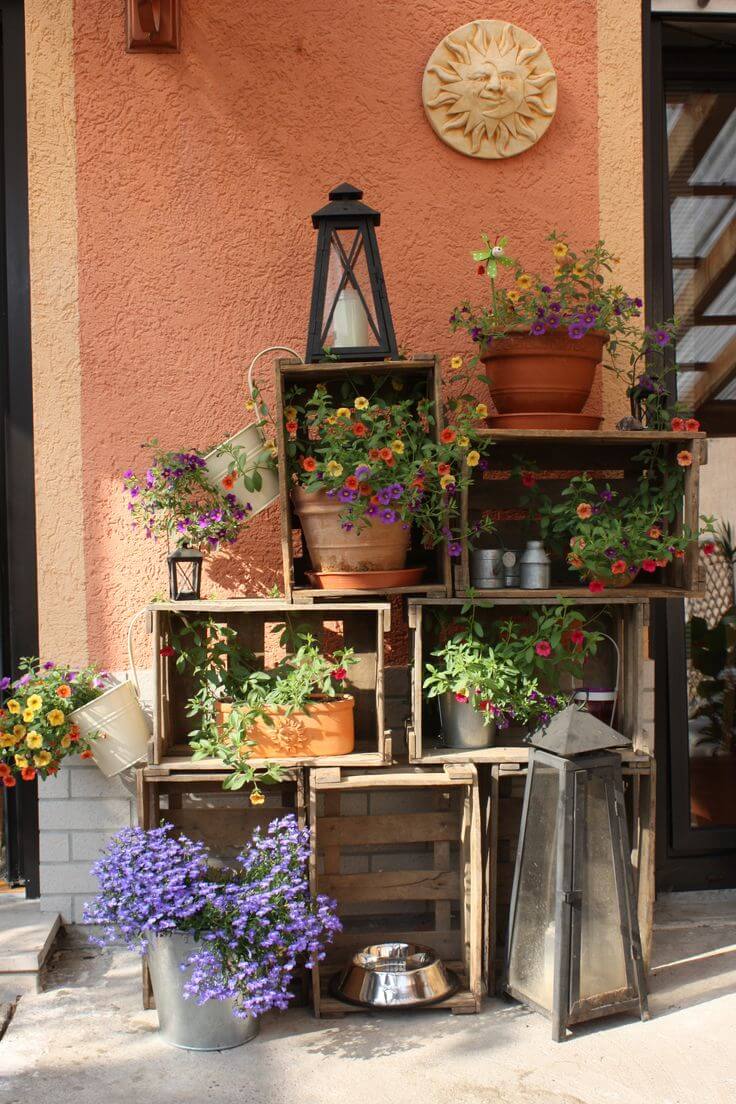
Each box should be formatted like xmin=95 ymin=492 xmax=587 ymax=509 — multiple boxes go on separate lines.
xmin=529 ymin=704 xmax=629 ymax=758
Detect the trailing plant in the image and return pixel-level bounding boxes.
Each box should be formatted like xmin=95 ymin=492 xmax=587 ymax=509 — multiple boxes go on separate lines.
xmin=423 ymin=599 xmax=603 ymax=732
xmin=688 ymin=610 xmax=736 ymax=753
xmin=0 ymin=658 xmax=113 ymax=784
xmin=284 ymin=365 xmax=494 ymax=558
xmin=449 ymin=231 xmax=688 ymax=428
xmin=167 ymin=619 xmax=356 ymax=791
xmin=516 ymin=451 xmax=713 ymax=591
xmin=83 ymin=816 xmax=341 ymax=1019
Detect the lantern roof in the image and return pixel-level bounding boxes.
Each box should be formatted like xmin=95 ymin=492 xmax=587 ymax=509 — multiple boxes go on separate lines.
xmin=311 ymin=183 xmax=381 ymax=226
xmin=529 ymin=705 xmax=629 ymax=757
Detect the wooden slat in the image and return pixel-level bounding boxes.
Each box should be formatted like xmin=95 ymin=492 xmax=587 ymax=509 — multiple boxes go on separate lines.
xmin=318 ymin=811 xmax=458 ymax=846
xmin=320 ymin=869 xmax=460 ymax=903
xmin=473 ymin=429 xmax=705 ymax=444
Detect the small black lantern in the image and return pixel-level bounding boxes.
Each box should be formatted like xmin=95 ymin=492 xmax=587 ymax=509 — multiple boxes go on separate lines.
xmin=167 ymin=545 xmax=203 ymax=601
xmin=505 ymin=706 xmax=649 ymax=1041
xmin=305 ymin=182 xmax=398 ymax=363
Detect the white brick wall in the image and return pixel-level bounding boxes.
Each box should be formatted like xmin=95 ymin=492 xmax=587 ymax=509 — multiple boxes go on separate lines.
xmin=38 ymin=669 xmax=152 ymax=925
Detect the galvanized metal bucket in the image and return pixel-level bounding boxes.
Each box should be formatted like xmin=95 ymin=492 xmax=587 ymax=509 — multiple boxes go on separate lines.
xmin=470 ymin=549 xmax=504 ymax=589
xmin=146 ymin=932 xmax=259 ymax=1050
xmin=69 ymin=680 xmax=150 ymax=778
xmin=438 ymin=693 xmax=497 ymax=750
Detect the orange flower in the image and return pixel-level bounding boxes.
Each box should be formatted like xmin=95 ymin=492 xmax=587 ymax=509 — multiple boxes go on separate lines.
xmin=647 ymin=527 xmax=662 ymax=540
xmin=344 ymin=476 xmax=359 ymax=491
xmin=0 ymin=763 xmax=10 ymax=779
xmin=358 ymin=483 xmax=373 ymax=496
xmin=670 ymin=417 xmax=686 ymax=432
xmin=437 ymin=462 xmax=451 ymax=476
xmin=611 ymin=560 xmax=627 ymax=575
xmin=20 ymin=766 xmax=36 ymax=782
xmin=379 ymin=447 xmax=393 ymax=462
xmin=302 ymin=456 xmax=317 ymax=472
xmin=352 ymin=421 xmax=367 ymax=437
xmin=384 ymin=454 xmax=395 ymax=468
xmin=674 ymin=549 xmax=685 ymax=559
xmin=370 ymin=495 xmax=381 ymax=506
xmin=368 ymin=448 xmax=380 ymax=461
xmin=285 ymin=420 xmax=298 ymax=436
xmin=221 ymin=473 xmax=236 ymax=492
xmin=677 ymin=450 xmax=693 ymax=467
xmin=568 ymin=553 xmax=583 ymax=568
xmin=3 ymin=775 xmax=15 ymax=788
xmin=80 ymin=750 xmax=94 ymax=759
xmin=576 ymin=503 xmax=593 ymax=520
xmin=440 ymin=428 xmax=456 ymax=445
xmin=411 ymin=476 xmax=425 ymax=489
xmin=56 ymin=684 xmax=72 ymax=699
xmin=686 ymin=418 xmax=700 ymax=432
xmin=655 ymin=558 xmax=669 ymax=568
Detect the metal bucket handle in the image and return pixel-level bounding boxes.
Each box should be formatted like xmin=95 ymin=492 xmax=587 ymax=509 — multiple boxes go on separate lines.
xmin=127 ymin=607 xmax=150 ymax=699
xmin=246 ymin=345 xmax=303 ymax=401
xmin=573 ymin=631 xmax=621 ymax=710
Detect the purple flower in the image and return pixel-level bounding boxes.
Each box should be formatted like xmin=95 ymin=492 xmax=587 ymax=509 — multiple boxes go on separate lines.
xmin=355 ymin=465 xmax=371 ymax=480
xmin=568 ymin=322 xmax=586 ymax=340
xmin=541 ymin=285 xmax=552 ymax=294
xmin=380 ymin=509 xmax=397 ymax=524
xmin=470 ymin=327 xmax=481 ymax=342
xmin=123 ymin=469 xmax=134 ymax=480
xmin=637 ymin=374 xmax=656 ymax=394
xmin=43 ymin=661 xmax=56 ymax=670
xmin=448 ymin=540 xmax=462 ymax=558
xmin=605 ymin=547 xmax=618 ymax=559
xmin=654 ymin=329 xmax=670 ymax=346
xmin=582 ymin=312 xmax=596 ymax=326
xmin=0 ymin=676 xmax=10 ymax=691
xmin=129 ymin=486 xmax=140 ymax=499
xmin=340 ymin=522 xmax=354 ymax=532
xmin=550 ymin=302 xmax=561 ymax=312
xmin=599 ymin=488 xmax=614 ymax=502
xmin=366 ymin=504 xmax=379 ymax=517
xmin=338 ymin=489 xmax=356 ymax=503
xmin=545 ymin=313 xmax=561 ymax=329
xmin=530 ymin=320 xmax=547 ymax=336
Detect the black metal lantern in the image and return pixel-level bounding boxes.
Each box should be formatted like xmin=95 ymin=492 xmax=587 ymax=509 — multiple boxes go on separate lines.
xmin=167 ymin=545 xmax=202 ymax=601
xmin=305 ymin=182 xmax=398 ymax=363
xmin=506 ymin=706 xmax=649 ymax=1041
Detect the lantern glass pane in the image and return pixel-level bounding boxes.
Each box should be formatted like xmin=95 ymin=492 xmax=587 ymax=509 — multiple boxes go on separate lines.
xmin=507 ymin=762 xmax=560 ymax=1012
xmin=321 ymin=228 xmax=380 ymax=349
xmin=578 ymin=772 xmax=629 ymax=1000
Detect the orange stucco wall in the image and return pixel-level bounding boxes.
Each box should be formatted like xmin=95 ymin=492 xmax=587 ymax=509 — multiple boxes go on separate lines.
xmin=26 ymin=1 xmax=643 ymax=667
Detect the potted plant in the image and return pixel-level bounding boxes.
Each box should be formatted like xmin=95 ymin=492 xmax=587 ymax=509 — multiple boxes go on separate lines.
xmin=520 ymin=450 xmax=711 ymax=591
xmin=284 ymin=369 xmax=493 ymax=587
xmin=687 ymin=608 xmax=736 ymax=827
xmin=83 ymin=816 xmax=341 ymax=1049
xmin=450 ymin=231 xmax=679 ymax=429
xmin=423 ymin=601 xmax=603 ymax=749
xmin=123 ymin=440 xmax=258 ymax=599
xmin=170 ymin=619 xmax=358 ymax=788
xmin=0 ymin=658 xmax=149 ymax=783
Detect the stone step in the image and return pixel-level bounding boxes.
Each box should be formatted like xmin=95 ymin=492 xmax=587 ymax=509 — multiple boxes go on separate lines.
xmin=0 ymin=895 xmax=61 ymax=999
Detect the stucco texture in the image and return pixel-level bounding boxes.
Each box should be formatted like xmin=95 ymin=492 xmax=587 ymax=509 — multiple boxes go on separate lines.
xmin=26 ymin=1 xmax=644 ymax=666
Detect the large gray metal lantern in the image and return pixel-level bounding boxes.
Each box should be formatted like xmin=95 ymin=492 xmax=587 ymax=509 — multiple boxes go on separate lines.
xmin=505 ymin=706 xmax=649 ymax=1041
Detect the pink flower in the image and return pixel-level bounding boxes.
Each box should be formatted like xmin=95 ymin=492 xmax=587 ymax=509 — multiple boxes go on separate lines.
xmin=569 ymin=629 xmax=585 ymax=649
xmin=331 ymin=667 xmax=347 ymax=681
xmin=455 ymin=692 xmax=469 ymax=704
xmin=159 ymin=645 xmax=175 ymax=658
xmin=703 ymin=541 xmax=716 ymax=556
xmin=535 ymin=640 xmax=552 ymax=658
xmin=588 ymin=580 xmax=605 ymax=594
xmin=641 ymin=558 xmax=657 ymax=573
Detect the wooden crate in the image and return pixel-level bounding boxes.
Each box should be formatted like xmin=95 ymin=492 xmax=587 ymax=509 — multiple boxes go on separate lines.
xmin=456 ymin=429 xmax=707 ymax=599
xmin=308 ymin=764 xmax=484 ymax=1016
xmin=274 ymin=356 xmax=452 ymax=602
xmin=407 ymin=596 xmax=651 ymax=764
xmin=486 ymin=757 xmax=655 ymax=996
xmin=136 ymin=766 xmax=307 ymax=1010
xmin=147 ymin=599 xmax=391 ymax=769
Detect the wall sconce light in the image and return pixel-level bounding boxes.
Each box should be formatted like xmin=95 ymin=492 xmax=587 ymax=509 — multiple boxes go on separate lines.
xmin=126 ymin=0 xmax=180 ymax=53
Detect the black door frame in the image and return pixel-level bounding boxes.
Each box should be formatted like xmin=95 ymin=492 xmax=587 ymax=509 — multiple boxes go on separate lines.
xmin=0 ymin=0 xmax=39 ymax=897
xmin=644 ymin=8 xmax=736 ymax=889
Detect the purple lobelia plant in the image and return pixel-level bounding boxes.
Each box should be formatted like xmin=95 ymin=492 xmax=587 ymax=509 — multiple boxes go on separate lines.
xmin=84 ymin=815 xmax=340 ymax=1018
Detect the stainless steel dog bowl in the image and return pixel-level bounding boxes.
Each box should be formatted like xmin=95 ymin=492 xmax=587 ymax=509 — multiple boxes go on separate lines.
xmin=331 ymin=942 xmax=459 ymax=1009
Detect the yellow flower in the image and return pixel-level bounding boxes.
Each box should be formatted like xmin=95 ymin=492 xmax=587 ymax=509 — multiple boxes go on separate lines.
xmin=26 ymin=731 xmax=43 ymax=749
xmin=554 ymin=264 xmax=564 ymax=278
xmin=46 ymin=709 xmax=65 ymax=727
xmin=22 ymin=709 xmax=36 ymax=723
xmin=475 ymin=403 xmax=488 ymax=419
xmin=6 ymin=700 xmax=20 ymax=715
xmin=440 ymin=473 xmax=455 ymax=490
xmin=14 ymin=754 xmax=29 ymax=769
xmin=552 ymin=241 xmax=569 ymax=259
xmin=249 ymin=789 xmax=265 ymax=806
xmin=60 ymin=734 xmax=72 ymax=749
xmin=506 ymin=289 xmax=521 ymax=304
xmin=354 ymin=396 xmax=369 ymax=410
xmin=572 ymin=262 xmax=586 ymax=277
xmin=244 ymin=399 xmax=256 ymax=412
xmin=336 ymin=407 xmax=351 ymax=419
xmin=34 ymin=751 xmax=52 ymax=767
xmin=27 ymin=695 xmax=43 ymax=711
xmin=516 ymin=274 xmax=532 ymax=290
xmin=326 ymin=415 xmax=336 ymax=425
xmin=284 ymin=405 xmax=298 ymax=420
xmin=450 ymin=356 xmax=463 ymax=371
xmin=457 ymin=435 xmax=470 ymax=449
xmin=0 ymin=735 xmax=15 ymax=748
xmin=466 ymin=451 xmax=481 ymax=467
xmin=391 ymin=440 xmax=405 ymax=455
xmin=12 ymin=725 xmax=26 ymax=739
xmin=326 ymin=460 xmax=343 ymax=478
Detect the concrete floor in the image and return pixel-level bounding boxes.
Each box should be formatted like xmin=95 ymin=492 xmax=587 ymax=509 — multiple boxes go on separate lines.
xmin=1 ymin=892 xmax=735 ymax=1104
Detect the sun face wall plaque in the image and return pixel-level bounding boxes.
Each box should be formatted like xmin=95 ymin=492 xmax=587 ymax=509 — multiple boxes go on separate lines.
xmin=422 ymin=20 xmax=557 ymax=160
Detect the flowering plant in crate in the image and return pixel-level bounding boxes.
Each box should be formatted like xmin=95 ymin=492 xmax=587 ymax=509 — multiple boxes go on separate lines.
xmin=423 ymin=600 xmax=603 ymax=731
xmin=0 ymin=658 xmax=112 ymax=785
xmin=84 ymin=816 xmax=341 ymax=1019
xmin=518 ymin=453 xmax=713 ymax=591
xmin=169 ymin=619 xmax=358 ymax=790
xmin=285 ymin=369 xmax=494 ymax=558
xmin=122 ymin=440 xmax=252 ymax=551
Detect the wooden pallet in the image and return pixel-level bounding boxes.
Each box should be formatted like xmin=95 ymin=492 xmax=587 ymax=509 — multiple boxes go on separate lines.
xmin=147 ymin=599 xmax=391 ymax=767
xmin=308 ymin=764 xmax=484 ymax=1016
xmin=455 ymin=429 xmax=707 ymax=599
xmin=274 ymin=357 xmax=453 ymax=602
xmin=407 ymin=597 xmax=651 ymax=764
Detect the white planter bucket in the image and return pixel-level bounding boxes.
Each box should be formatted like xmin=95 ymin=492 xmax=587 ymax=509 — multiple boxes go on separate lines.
xmin=203 ymin=345 xmax=302 ymax=518
xmin=70 ymin=680 xmax=150 ymax=778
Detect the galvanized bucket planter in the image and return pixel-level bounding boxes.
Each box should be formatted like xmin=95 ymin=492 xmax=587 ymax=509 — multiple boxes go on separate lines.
xmin=470 ymin=549 xmax=504 ymax=589
xmin=146 ymin=932 xmax=259 ymax=1050
xmin=438 ymin=693 xmax=496 ymax=750
xmin=69 ymin=680 xmax=150 ymax=778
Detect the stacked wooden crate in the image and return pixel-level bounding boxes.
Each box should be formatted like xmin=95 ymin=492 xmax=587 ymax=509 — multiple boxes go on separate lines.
xmin=136 ymin=358 xmax=705 ymax=1015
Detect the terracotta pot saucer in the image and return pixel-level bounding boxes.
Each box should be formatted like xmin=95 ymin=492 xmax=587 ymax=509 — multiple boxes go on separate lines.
xmin=486 ymin=412 xmax=604 ymax=430
xmin=306 ymin=567 xmax=426 ymax=591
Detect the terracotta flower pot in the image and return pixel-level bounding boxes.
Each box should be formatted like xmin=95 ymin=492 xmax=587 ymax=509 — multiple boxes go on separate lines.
xmin=292 ymin=486 xmax=410 ymax=573
xmin=589 ymin=568 xmax=640 ymax=589
xmin=481 ymin=330 xmax=608 ymax=420
xmin=215 ymin=694 xmax=355 ymax=758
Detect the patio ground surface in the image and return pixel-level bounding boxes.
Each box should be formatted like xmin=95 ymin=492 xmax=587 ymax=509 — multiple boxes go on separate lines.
xmin=0 ymin=890 xmax=734 ymax=1104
